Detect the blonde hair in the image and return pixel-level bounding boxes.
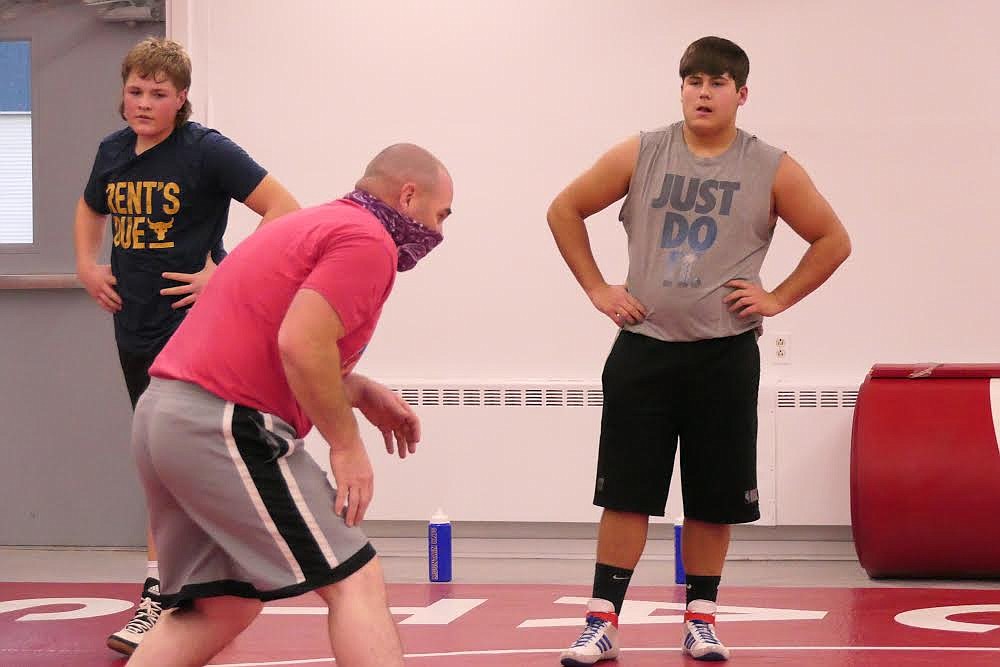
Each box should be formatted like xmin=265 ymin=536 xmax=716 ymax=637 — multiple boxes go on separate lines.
xmin=119 ymin=37 xmax=192 ymax=126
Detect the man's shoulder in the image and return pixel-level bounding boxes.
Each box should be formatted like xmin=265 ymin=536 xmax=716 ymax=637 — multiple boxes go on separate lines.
xmin=310 ymin=202 xmax=397 ymax=267
xmin=636 ymin=122 xmax=684 ymax=154
xmin=311 ymin=200 xmax=394 ymax=242
xmin=736 ymin=127 xmax=784 ymax=156
xmin=274 ymin=200 xmax=383 ymax=235
xmin=256 ymin=203 xmax=395 ymax=282
xmin=643 ymin=121 xmax=682 ymax=138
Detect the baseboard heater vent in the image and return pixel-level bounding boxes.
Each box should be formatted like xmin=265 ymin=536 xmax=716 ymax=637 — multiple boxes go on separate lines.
xmin=777 ymin=388 xmax=858 ymax=409
xmin=389 ymin=383 xmax=604 ymax=408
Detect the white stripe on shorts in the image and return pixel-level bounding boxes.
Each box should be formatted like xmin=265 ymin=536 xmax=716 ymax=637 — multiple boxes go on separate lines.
xmin=262 ymin=413 xmax=341 ymax=568
xmin=223 ymin=402 xmax=305 ymax=582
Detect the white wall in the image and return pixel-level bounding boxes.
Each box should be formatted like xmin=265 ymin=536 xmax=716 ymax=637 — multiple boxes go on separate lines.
xmin=165 ymin=1 xmax=1000 ymax=523
xmin=169 ymin=1 xmax=1000 ymax=387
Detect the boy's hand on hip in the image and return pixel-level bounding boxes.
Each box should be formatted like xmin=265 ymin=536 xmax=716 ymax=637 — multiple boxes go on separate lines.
xmin=78 ymin=263 xmax=122 ymax=313
xmin=161 ymin=255 xmax=218 ymax=309
xmin=724 ymin=279 xmax=785 ymax=317
xmin=587 ymin=283 xmax=647 ymax=327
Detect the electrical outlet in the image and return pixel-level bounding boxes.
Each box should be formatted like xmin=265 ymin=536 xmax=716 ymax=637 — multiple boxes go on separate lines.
xmin=772 ymin=332 xmax=791 ymax=364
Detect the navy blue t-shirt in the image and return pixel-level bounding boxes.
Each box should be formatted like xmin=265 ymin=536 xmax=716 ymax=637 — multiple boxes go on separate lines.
xmin=83 ymin=122 xmax=267 ymax=354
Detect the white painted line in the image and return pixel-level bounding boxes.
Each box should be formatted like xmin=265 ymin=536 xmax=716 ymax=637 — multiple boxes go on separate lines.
xmin=991 ymin=379 xmax=1000 ymax=456
xmin=211 ymin=645 xmax=1000 ymax=665
xmin=263 ymin=599 xmax=488 ymax=625
xmin=896 ymin=604 xmax=1000 ymax=633
xmin=642 ymin=647 xmax=1000 ymax=652
xmin=521 ymin=597 xmax=827 ymax=627
xmin=0 ymin=597 xmax=133 ymax=622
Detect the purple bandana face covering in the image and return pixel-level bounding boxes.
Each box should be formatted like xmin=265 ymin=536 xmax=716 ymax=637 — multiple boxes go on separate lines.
xmin=343 ymin=189 xmax=444 ymax=271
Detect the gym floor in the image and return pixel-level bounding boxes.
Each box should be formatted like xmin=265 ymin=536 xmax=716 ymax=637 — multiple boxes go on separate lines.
xmin=3 ymin=526 xmax=999 ymax=666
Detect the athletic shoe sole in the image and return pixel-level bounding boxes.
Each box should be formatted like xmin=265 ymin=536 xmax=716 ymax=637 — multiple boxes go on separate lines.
xmin=106 ymin=634 xmax=138 ymax=656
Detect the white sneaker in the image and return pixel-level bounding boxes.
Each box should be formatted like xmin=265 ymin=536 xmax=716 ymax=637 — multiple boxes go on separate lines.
xmin=682 ymin=599 xmax=730 ymax=661
xmin=559 ymin=598 xmax=620 ymax=666
xmin=106 ymin=578 xmax=162 ymax=656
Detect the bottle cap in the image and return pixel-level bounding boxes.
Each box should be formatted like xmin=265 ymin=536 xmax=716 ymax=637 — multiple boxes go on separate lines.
xmin=431 ymin=508 xmax=449 ymax=523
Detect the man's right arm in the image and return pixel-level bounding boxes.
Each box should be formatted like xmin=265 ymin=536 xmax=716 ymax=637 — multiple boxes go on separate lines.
xmin=546 ymin=136 xmax=647 ymax=326
xmin=277 ymin=287 xmax=372 ymax=528
xmin=73 ymin=197 xmax=121 ymax=313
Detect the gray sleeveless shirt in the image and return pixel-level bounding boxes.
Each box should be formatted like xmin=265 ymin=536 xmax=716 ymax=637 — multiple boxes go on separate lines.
xmin=619 ymin=122 xmax=785 ymax=341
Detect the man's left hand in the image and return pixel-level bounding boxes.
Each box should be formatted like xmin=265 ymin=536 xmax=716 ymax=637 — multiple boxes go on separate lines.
xmin=357 ymin=381 xmax=421 ymax=459
xmin=723 ymin=279 xmax=785 ymax=318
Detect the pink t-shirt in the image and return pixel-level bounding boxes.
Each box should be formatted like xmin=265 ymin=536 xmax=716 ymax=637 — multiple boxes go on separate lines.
xmin=150 ymin=199 xmax=397 ymax=436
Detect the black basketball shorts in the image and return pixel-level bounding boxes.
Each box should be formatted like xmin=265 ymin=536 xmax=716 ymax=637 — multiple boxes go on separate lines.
xmin=594 ymin=329 xmax=761 ymax=524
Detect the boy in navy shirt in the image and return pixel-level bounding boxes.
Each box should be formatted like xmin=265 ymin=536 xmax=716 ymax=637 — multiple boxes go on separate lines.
xmin=73 ymin=37 xmax=299 ymax=655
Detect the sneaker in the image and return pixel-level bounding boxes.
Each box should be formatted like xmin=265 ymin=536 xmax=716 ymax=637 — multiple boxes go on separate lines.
xmin=682 ymin=599 xmax=730 ymax=661
xmin=106 ymin=578 xmax=162 ymax=656
xmin=559 ymin=598 xmax=620 ymax=666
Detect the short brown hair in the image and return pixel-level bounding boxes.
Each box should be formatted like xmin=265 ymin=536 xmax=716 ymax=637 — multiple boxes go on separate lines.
xmin=679 ymin=36 xmax=749 ymax=89
xmin=118 ymin=37 xmax=192 ymax=127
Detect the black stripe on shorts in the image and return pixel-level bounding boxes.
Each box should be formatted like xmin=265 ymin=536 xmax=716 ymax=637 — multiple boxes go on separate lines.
xmin=230 ymin=405 xmax=332 ymax=580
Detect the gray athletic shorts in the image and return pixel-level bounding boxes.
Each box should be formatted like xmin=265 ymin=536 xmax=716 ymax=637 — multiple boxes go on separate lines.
xmin=132 ymin=378 xmax=375 ymax=609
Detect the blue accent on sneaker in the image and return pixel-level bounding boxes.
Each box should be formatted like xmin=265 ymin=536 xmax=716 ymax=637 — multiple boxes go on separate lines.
xmin=561 ymin=612 xmax=619 ymax=666
xmin=570 ymin=615 xmax=606 ymax=647
xmin=683 ymin=619 xmax=729 ymax=661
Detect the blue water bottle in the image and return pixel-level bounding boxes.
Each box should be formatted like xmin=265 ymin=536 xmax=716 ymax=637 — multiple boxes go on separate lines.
xmin=674 ymin=516 xmax=686 ymax=585
xmin=428 ymin=508 xmax=452 ymax=582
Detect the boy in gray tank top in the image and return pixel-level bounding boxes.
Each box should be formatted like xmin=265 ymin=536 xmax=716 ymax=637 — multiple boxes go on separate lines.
xmin=547 ymin=36 xmax=851 ymax=664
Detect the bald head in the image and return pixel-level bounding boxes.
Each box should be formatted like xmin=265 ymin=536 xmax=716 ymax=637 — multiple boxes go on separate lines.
xmin=356 ymin=143 xmax=454 ymax=233
xmin=356 ymin=143 xmax=448 ymax=196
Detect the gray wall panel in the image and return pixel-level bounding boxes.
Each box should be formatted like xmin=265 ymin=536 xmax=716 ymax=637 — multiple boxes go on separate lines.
xmin=1 ymin=2 xmax=164 ymax=545
xmin=1 ymin=289 xmax=141 ymax=546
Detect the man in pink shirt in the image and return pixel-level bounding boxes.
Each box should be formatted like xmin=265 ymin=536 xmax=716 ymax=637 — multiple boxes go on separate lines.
xmin=126 ymin=143 xmax=453 ymax=667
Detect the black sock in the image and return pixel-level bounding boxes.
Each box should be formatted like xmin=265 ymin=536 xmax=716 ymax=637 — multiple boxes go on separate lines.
xmin=685 ymin=574 xmax=721 ymax=606
xmin=592 ymin=562 xmax=633 ymax=614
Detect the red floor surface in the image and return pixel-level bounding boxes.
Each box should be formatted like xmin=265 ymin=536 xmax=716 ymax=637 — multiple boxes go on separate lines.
xmin=2 ymin=582 xmax=999 ymax=665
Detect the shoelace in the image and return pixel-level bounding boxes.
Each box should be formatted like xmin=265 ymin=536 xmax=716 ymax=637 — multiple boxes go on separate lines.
xmin=571 ymin=616 xmax=608 ymax=647
xmin=124 ymin=596 xmax=162 ymax=633
xmin=688 ymin=620 xmax=721 ymax=645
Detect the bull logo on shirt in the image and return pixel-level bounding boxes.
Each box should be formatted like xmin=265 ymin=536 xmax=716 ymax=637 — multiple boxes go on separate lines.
xmin=147 ymin=218 xmax=174 ymax=243
xmin=106 ymin=181 xmax=180 ymax=250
